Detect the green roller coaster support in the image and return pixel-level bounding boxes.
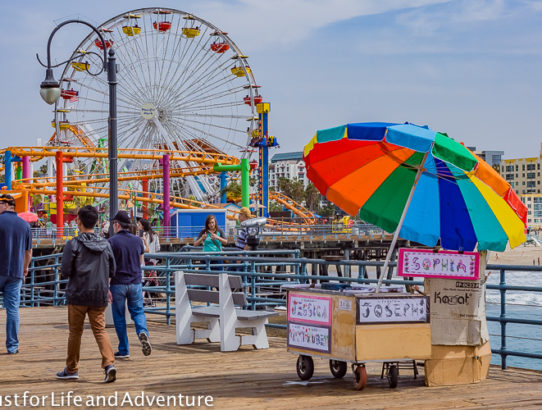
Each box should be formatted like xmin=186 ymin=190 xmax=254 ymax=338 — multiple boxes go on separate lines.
xmin=213 ymin=158 xmax=249 ymax=208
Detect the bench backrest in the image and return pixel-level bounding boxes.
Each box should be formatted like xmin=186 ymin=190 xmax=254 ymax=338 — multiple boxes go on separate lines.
xmin=183 ymin=273 xmax=247 ymax=307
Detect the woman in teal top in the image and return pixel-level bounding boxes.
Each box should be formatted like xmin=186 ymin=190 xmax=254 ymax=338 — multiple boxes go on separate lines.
xmin=194 ymin=215 xmax=227 ymax=270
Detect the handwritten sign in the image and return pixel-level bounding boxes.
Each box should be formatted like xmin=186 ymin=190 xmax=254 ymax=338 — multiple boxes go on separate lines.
xmin=398 ymin=248 xmax=479 ymax=280
xmin=357 ymin=296 xmax=430 ymax=324
xmin=287 ymin=323 xmax=331 ymax=353
xmin=288 ymin=293 xmax=332 ymax=326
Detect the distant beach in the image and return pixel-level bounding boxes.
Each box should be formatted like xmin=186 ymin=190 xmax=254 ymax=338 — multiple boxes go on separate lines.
xmin=488 ymin=244 xmax=542 ymax=266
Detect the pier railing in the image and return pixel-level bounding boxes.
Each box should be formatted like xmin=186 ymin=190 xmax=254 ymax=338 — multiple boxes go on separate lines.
xmin=4 ymin=251 xmax=542 ymax=371
xmin=30 ymin=222 xmax=386 ymax=245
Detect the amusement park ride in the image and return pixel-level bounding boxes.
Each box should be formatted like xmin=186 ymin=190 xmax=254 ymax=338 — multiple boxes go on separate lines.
xmin=0 ymin=8 xmax=316 ymax=236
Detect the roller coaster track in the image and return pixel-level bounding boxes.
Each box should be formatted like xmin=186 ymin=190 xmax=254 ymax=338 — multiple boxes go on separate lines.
xmin=2 ymin=145 xmax=317 ymax=226
xmin=1 ymin=146 xmax=239 ymax=166
xmin=49 ymin=124 xmax=96 ymax=151
xmin=268 ymin=191 xmax=317 ymax=224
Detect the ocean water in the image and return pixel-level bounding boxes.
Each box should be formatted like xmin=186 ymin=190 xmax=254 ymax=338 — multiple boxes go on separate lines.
xmin=485 ymin=268 xmax=542 ymax=371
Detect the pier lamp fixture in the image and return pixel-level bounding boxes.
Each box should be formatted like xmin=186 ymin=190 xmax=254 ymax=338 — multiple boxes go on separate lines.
xmin=37 ymin=19 xmax=118 ymax=234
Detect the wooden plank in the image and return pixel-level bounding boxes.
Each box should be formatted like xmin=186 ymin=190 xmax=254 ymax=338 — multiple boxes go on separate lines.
xmin=355 ymin=323 xmax=432 ymax=361
xmin=184 ymin=273 xmax=243 ymax=289
xmin=187 ymin=289 xmax=247 ymax=306
xmin=2 ymin=307 xmax=542 ymax=409
xmin=331 ymin=295 xmax=356 ymax=361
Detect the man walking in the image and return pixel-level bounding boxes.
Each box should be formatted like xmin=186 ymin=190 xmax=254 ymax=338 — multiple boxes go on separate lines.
xmin=57 ymin=205 xmax=117 ymax=383
xmin=0 ymin=194 xmax=32 ymax=355
xmin=108 ymin=211 xmax=151 ymax=358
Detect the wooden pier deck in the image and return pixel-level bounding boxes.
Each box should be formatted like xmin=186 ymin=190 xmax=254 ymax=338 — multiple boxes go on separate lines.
xmin=1 ymin=307 xmax=542 ymax=409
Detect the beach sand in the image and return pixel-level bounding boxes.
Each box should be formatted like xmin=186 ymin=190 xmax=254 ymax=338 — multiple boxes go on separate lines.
xmin=488 ymin=244 xmax=542 ymax=266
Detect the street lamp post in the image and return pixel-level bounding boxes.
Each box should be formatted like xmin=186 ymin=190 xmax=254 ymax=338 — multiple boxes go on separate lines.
xmin=38 ymin=19 xmax=118 ymax=234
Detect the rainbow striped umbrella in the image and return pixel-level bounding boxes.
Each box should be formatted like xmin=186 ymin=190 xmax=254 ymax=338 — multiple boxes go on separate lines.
xmin=304 ymin=122 xmax=527 ymax=253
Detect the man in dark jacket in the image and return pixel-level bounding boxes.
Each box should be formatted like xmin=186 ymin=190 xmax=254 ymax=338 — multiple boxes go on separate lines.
xmin=57 ymin=206 xmax=117 ymax=383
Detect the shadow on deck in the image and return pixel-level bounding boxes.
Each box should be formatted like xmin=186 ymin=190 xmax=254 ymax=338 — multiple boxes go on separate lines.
xmin=1 ymin=307 xmax=542 ymax=409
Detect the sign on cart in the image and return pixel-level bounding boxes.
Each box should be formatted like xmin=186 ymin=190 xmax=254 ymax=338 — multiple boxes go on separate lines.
xmin=357 ymin=296 xmax=430 ymax=324
xmin=287 ymin=323 xmax=331 ymax=353
xmin=288 ymin=293 xmax=332 ymax=326
xmin=398 ymin=248 xmax=479 ymax=280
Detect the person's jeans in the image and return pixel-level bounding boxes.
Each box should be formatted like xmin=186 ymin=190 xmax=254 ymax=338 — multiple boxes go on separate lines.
xmin=66 ymin=305 xmax=114 ymax=372
xmin=210 ymin=260 xmax=223 ymax=272
xmin=0 ymin=276 xmax=22 ymax=354
xmin=110 ymin=283 xmax=148 ymax=355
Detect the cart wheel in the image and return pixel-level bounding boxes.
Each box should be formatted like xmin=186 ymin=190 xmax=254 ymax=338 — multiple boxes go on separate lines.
xmin=296 ymin=355 xmax=314 ymax=381
xmin=387 ymin=365 xmax=398 ymax=388
xmin=329 ymin=360 xmax=347 ymax=379
xmin=353 ymin=365 xmax=367 ymax=390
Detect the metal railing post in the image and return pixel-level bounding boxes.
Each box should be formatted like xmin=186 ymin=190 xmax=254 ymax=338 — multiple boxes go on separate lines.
xmin=166 ymin=256 xmax=171 ymax=325
xmin=53 ymin=255 xmax=59 ymax=306
xmin=251 ymin=259 xmax=256 ymax=310
xmin=30 ymin=259 xmax=35 ymax=307
xmin=500 ymin=268 xmax=507 ymax=369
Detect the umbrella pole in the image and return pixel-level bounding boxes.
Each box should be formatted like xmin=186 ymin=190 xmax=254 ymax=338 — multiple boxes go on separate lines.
xmin=375 ymin=152 xmax=429 ymax=293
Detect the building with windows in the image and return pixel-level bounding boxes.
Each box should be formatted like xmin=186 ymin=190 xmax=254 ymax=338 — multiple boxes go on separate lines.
xmin=499 ymin=143 xmax=542 ymax=228
xmin=500 ymin=145 xmax=542 ymax=195
xmin=467 ymin=147 xmax=504 ymax=168
xmin=521 ymin=194 xmax=542 ymax=228
xmin=269 ymin=152 xmax=308 ymax=190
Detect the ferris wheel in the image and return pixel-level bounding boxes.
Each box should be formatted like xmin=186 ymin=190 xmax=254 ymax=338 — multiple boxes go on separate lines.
xmin=52 ymin=8 xmax=261 ymax=199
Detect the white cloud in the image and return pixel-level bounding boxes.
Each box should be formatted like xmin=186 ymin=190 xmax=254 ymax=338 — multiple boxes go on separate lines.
xmin=193 ymin=0 xmax=450 ymax=49
xmin=519 ymin=0 xmax=542 ymax=11
xmin=395 ymin=0 xmax=509 ymax=35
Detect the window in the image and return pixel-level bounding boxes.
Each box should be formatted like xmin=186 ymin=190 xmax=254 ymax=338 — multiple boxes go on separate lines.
xmin=527 ymin=173 xmax=536 ymax=179
xmin=506 ymin=174 xmax=514 ymax=180
xmin=527 ymin=164 xmax=536 ymax=171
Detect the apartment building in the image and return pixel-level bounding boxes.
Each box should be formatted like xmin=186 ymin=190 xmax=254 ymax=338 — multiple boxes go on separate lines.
xmin=499 ymin=144 xmax=542 ymax=228
xmin=269 ymin=152 xmax=309 ymax=190
xmin=500 ymin=147 xmax=542 ymax=195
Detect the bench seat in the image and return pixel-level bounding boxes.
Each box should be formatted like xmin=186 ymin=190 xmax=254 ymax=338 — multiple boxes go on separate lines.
xmin=176 ymin=271 xmax=276 ymax=351
xmin=192 ymin=306 xmax=277 ymax=320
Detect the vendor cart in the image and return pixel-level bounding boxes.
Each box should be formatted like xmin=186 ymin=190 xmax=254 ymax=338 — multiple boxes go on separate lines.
xmin=286 ymin=285 xmax=431 ymax=390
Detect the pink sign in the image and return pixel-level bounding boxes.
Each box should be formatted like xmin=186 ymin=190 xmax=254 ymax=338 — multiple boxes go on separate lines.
xmin=287 ymin=293 xmax=332 ymax=326
xmin=398 ymin=248 xmax=479 ymax=280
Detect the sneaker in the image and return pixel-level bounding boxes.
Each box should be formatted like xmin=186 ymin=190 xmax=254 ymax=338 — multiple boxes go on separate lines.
xmin=114 ymin=352 xmax=130 ymax=359
xmin=138 ymin=332 xmax=152 ymax=356
xmin=56 ymin=368 xmax=79 ymax=380
xmin=104 ymin=365 xmax=116 ymax=383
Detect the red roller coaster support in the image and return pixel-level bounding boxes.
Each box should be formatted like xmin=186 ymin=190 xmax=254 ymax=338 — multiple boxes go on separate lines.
xmin=55 ymin=151 xmax=64 ymax=238
xmin=142 ymin=178 xmax=149 ymax=220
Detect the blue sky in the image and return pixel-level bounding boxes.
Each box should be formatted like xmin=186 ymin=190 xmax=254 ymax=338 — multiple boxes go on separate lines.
xmin=1 ymin=0 xmax=541 ymax=159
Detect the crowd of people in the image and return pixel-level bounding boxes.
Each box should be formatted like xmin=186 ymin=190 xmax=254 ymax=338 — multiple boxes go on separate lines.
xmin=0 ymin=196 xmax=256 ymax=383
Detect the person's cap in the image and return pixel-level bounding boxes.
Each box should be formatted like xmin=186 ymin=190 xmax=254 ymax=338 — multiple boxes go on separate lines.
xmin=0 ymin=194 xmax=15 ymax=206
xmin=112 ymin=210 xmax=131 ymax=225
xmin=240 ymin=207 xmax=252 ymax=218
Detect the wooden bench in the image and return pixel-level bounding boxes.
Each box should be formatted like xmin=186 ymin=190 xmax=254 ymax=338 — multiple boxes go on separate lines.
xmin=175 ymin=271 xmax=278 ymax=351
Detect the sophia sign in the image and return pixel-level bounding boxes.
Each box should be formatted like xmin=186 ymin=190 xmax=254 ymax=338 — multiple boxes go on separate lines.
xmin=398 ymin=248 xmax=479 ymax=280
